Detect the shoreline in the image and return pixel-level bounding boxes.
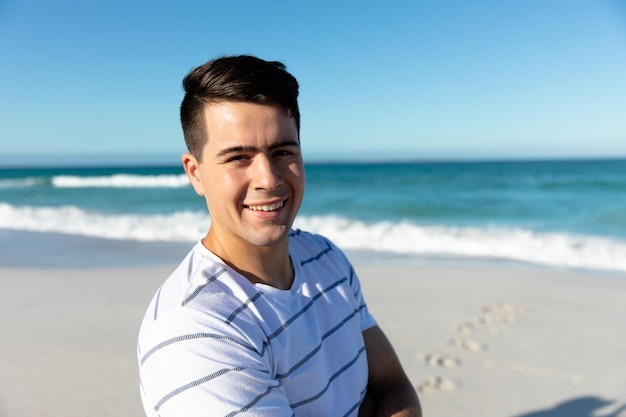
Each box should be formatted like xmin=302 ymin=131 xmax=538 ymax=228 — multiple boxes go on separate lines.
xmin=0 ymin=229 xmax=191 ymax=268
xmin=0 ymin=264 xmax=625 ymax=417
xmin=3 ymin=229 xmax=626 ymax=281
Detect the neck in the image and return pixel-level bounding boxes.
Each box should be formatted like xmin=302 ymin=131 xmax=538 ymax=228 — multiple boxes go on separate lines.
xmin=202 ymin=234 xmax=294 ymax=290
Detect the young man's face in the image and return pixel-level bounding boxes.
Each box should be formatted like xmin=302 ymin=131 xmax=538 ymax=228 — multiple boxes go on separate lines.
xmin=183 ymin=101 xmax=305 ymax=252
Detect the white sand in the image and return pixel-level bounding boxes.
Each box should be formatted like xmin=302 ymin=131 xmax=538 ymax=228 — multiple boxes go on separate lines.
xmin=359 ymin=266 xmax=626 ymax=417
xmin=1 ymin=265 xmax=625 ymax=417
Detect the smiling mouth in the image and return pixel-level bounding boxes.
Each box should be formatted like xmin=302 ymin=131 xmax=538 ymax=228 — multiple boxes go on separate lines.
xmin=245 ymin=200 xmax=285 ymax=212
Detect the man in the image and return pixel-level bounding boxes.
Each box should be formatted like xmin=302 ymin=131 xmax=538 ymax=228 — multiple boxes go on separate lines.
xmin=137 ymin=55 xmax=421 ymax=417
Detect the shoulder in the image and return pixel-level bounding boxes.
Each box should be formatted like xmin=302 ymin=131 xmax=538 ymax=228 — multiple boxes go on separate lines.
xmin=289 ymin=228 xmax=327 ymax=247
xmin=289 ymin=229 xmax=377 ymax=331
xmin=289 ymin=228 xmax=340 ymax=257
xmin=148 ymin=243 xmax=235 ymax=313
xmin=289 ymin=228 xmax=356 ymax=281
xmin=138 ymin=243 xmax=268 ymax=352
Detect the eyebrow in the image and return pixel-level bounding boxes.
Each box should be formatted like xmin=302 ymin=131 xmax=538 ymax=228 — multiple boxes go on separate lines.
xmin=216 ymin=140 xmax=300 ymax=158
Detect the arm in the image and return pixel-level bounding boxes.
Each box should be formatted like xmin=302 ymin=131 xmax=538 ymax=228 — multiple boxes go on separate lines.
xmin=359 ymin=325 xmax=422 ymax=417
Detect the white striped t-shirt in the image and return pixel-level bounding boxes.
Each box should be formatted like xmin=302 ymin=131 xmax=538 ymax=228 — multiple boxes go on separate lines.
xmin=137 ymin=230 xmax=376 ymax=417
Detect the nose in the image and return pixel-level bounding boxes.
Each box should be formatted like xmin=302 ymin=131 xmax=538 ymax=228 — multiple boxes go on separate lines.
xmin=251 ymin=154 xmax=283 ymax=190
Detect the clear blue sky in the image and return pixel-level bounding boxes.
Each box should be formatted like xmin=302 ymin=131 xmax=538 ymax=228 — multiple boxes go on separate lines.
xmin=1 ymin=0 xmax=625 ymax=164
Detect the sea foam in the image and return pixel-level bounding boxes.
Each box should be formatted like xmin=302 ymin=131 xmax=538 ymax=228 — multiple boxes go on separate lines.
xmin=2 ymin=203 xmax=626 ymax=274
xmin=0 ymin=178 xmax=44 ymax=189
xmin=0 ymin=203 xmax=207 ymax=241
xmin=51 ymin=174 xmax=190 ymax=188
xmin=295 ymin=215 xmax=626 ymax=273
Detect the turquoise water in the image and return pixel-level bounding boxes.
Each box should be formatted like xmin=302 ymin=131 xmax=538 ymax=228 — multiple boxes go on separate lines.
xmin=303 ymin=160 xmax=626 ymax=237
xmin=2 ymin=159 xmax=626 ymax=272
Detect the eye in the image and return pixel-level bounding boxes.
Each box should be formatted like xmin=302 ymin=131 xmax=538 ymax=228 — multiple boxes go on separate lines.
xmin=272 ymin=146 xmax=301 ymax=159
xmin=225 ymin=154 xmax=250 ymax=163
xmin=273 ymin=149 xmax=292 ymax=157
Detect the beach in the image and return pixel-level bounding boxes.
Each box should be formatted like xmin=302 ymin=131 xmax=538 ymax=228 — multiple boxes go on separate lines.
xmin=1 ymin=264 xmax=625 ymax=417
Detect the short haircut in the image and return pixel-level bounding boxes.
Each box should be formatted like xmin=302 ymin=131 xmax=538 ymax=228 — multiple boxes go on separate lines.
xmin=180 ymin=55 xmax=300 ymax=160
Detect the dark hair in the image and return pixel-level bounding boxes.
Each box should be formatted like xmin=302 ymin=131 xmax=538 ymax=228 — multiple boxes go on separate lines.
xmin=180 ymin=55 xmax=300 ymax=160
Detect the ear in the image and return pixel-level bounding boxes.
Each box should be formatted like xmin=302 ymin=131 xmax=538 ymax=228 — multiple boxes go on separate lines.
xmin=182 ymin=152 xmax=206 ymax=196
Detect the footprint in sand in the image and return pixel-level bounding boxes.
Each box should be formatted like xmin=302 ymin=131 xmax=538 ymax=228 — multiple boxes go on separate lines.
xmin=419 ymin=302 xmax=530 ymax=394
xmin=449 ymin=337 xmax=487 ymax=351
xmin=423 ymin=353 xmax=461 ymax=367
xmin=482 ymin=302 xmax=531 ymax=315
xmin=456 ymin=321 xmax=479 ymax=334
xmin=456 ymin=302 xmax=531 ymax=334
xmin=416 ymin=376 xmax=456 ymax=393
xmin=482 ymin=302 xmax=531 ymax=323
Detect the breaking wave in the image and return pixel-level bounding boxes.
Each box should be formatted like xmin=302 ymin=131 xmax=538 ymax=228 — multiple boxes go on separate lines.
xmin=51 ymin=174 xmax=190 ymax=188
xmin=2 ymin=203 xmax=626 ymax=274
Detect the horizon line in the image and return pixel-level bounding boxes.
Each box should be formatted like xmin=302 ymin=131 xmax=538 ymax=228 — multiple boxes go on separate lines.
xmin=1 ymin=152 xmax=626 ymax=169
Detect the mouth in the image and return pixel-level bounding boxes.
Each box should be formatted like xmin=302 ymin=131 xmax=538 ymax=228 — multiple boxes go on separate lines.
xmin=244 ymin=199 xmax=286 ymax=212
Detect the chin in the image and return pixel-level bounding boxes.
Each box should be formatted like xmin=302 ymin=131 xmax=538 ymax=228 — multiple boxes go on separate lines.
xmin=247 ymin=227 xmax=291 ymax=248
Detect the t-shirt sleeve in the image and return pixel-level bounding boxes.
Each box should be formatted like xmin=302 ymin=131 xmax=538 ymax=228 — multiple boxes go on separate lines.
xmin=349 ymin=265 xmax=377 ymax=332
xmin=138 ymin=307 xmax=294 ymax=417
xmin=323 ymin=238 xmax=377 ymax=332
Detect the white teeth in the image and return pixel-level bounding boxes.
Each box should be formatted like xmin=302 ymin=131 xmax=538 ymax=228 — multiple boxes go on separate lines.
xmin=247 ymin=201 xmax=284 ymax=212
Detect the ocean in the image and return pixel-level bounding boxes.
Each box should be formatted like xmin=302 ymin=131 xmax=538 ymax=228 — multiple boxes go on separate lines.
xmin=1 ymin=158 xmax=626 ymax=275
